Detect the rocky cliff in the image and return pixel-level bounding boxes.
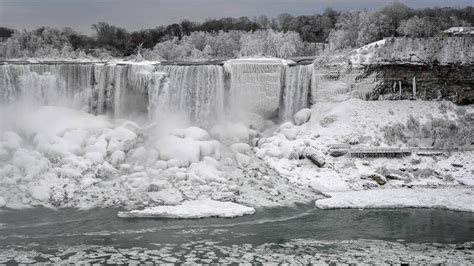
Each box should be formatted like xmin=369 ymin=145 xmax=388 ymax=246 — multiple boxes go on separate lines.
xmin=312 ymin=63 xmax=473 ymax=105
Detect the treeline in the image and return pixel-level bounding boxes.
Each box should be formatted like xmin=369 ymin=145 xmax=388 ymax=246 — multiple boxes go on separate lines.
xmin=0 ymin=2 xmax=472 ymax=60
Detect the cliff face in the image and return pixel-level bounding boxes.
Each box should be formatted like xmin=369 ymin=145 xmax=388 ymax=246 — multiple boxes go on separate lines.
xmin=368 ymin=64 xmax=473 ymax=105
xmin=312 ymin=63 xmax=473 ymax=105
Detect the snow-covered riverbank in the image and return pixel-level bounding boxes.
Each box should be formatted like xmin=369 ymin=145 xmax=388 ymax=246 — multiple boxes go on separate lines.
xmin=315 ymin=187 xmax=474 ymax=212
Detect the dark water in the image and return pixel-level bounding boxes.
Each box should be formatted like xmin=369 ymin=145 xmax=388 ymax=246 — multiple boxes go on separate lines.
xmin=1 ymin=204 xmax=473 ymax=250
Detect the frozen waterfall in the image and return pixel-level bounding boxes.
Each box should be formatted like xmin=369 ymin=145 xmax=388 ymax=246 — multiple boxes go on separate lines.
xmin=280 ymin=64 xmax=312 ymax=121
xmin=1 ymin=60 xmax=314 ymax=125
xmin=0 ymin=64 xmax=95 ymax=111
xmin=225 ymin=59 xmax=285 ymax=118
xmin=155 ymin=64 xmax=225 ymax=125
xmin=0 ymin=63 xmax=167 ymax=119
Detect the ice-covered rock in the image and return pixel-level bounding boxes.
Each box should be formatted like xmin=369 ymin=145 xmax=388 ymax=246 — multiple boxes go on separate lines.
xmin=154 ymin=160 xmax=167 ymax=170
xmin=0 ymin=196 xmax=6 ymax=207
xmin=118 ymin=199 xmax=255 ymax=218
xmin=278 ymin=121 xmax=294 ymax=131
xmin=84 ymin=151 xmax=105 ymax=164
xmin=293 ymin=108 xmax=311 ymax=126
xmin=302 ymin=148 xmax=325 ymax=167
xmin=147 ymin=188 xmax=183 ymax=205
xmin=367 ymin=173 xmax=387 ymax=185
xmin=128 ymin=146 xmax=148 ymax=163
xmin=105 ymin=126 xmax=138 ymax=153
xmin=329 ymin=149 xmax=348 ymax=157
xmin=230 ymin=143 xmax=251 ymax=154
xmin=202 ymin=156 xmax=221 ymax=169
xmin=189 ymin=160 xmax=225 ymax=183
xmin=156 ymin=135 xmax=201 ymax=166
xmin=199 ymin=140 xmax=221 ymax=159
xmin=0 ymin=147 xmax=9 ymax=161
xmin=110 ymin=150 xmax=126 ymax=165
xmin=236 ymin=153 xmax=251 ymax=167
xmin=183 ymin=126 xmax=210 ymax=141
xmin=2 ymin=131 xmax=23 ymax=150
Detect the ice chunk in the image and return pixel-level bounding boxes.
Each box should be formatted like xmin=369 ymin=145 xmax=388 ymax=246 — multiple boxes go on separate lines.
xmin=293 ymin=108 xmax=311 ymax=125
xmin=118 ymin=199 xmax=255 ymax=218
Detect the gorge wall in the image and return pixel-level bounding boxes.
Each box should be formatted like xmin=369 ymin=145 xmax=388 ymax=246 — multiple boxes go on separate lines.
xmin=311 ymin=63 xmax=473 ymax=105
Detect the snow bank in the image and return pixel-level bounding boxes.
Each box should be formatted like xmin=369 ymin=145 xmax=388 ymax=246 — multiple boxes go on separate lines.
xmin=349 ymin=39 xmax=387 ymax=65
xmin=117 ymin=199 xmax=255 ymax=218
xmin=315 ymin=188 xmax=474 ymax=212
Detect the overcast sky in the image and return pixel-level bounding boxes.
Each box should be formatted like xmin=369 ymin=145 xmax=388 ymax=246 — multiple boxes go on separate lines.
xmin=0 ymin=0 xmax=471 ymax=34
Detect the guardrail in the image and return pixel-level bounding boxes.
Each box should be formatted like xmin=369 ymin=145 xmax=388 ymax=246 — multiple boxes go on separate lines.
xmin=348 ymin=148 xmax=413 ymax=158
xmin=328 ymin=144 xmax=472 ymax=158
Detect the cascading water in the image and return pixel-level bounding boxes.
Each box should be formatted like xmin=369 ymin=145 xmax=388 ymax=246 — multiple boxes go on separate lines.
xmin=154 ymin=65 xmax=225 ymax=125
xmin=147 ymin=71 xmax=169 ymax=121
xmin=280 ymin=64 xmax=312 ymax=121
xmin=1 ymin=60 xmax=314 ymax=125
xmin=0 ymin=64 xmax=95 ymax=110
xmin=0 ymin=63 xmax=168 ymax=119
xmin=225 ymin=59 xmax=285 ymax=118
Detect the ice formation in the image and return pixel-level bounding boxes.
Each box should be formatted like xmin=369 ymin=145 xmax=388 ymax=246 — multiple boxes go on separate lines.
xmin=225 ymin=59 xmax=286 ymax=118
xmin=155 ymin=65 xmax=225 ymax=125
xmin=280 ymin=64 xmax=312 ymax=121
xmin=118 ymin=199 xmax=255 ymax=218
xmin=0 ymin=63 xmax=169 ymax=119
xmin=0 ymin=60 xmax=472 ymax=213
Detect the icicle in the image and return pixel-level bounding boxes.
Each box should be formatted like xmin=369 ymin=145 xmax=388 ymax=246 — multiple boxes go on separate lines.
xmin=398 ymin=81 xmax=402 ymax=100
xmin=412 ymin=77 xmax=417 ymax=98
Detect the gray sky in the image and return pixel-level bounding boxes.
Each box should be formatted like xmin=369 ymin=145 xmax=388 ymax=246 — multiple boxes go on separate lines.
xmin=0 ymin=0 xmax=472 ymax=34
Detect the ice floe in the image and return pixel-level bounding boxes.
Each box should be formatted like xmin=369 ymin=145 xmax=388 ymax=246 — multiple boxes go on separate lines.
xmin=117 ymin=199 xmax=255 ymax=218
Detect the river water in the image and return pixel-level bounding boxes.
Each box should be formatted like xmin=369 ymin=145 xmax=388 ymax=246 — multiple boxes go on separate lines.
xmin=0 ymin=205 xmax=473 ymax=263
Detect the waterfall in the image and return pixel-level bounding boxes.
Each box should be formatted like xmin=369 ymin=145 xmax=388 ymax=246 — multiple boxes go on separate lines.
xmin=0 ymin=63 xmax=157 ymax=118
xmin=1 ymin=60 xmax=315 ymax=125
xmin=225 ymin=59 xmax=285 ymax=118
xmin=154 ymin=65 xmax=225 ymax=125
xmin=147 ymin=71 xmax=169 ymax=121
xmin=0 ymin=64 xmax=95 ymax=110
xmin=280 ymin=64 xmax=312 ymax=121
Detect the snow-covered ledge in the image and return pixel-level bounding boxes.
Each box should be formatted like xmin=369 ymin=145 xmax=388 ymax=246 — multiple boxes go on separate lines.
xmin=118 ymin=199 xmax=256 ymax=219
